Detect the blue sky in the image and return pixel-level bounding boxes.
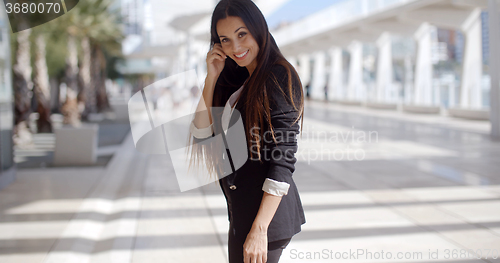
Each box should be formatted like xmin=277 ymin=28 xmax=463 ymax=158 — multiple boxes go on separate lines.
xmin=266 ymin=0 xmax=347 ymax=30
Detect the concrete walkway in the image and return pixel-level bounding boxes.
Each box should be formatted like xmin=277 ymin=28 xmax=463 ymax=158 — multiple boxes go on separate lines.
xmin=1 ymin=101 xmax=499 ymax=262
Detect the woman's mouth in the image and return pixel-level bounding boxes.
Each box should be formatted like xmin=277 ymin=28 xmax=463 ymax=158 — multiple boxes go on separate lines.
xmin=234 ymin=50 xmax=249 ymax=60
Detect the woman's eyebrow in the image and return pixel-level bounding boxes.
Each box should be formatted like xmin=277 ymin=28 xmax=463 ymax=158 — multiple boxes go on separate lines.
xmin=219 ymin=26 xmax=246 ymax=38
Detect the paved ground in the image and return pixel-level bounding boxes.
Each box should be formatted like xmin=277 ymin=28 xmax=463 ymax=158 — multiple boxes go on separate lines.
xmin=1 ymin=100 xmax=499 ymax=263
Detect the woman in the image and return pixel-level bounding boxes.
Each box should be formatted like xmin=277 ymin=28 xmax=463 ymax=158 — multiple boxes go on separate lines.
xmin=189 ymin=0 xmax=306 ymax=262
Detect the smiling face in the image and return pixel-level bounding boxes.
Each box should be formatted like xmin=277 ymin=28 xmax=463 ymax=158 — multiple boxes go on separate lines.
xmin=216 ymin=16 xmax=259 ymax=76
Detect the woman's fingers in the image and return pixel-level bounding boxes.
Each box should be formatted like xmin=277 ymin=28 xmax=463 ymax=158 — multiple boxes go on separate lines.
xmin=206 ymin=53 xmax=222 ymax=64
xmin=205 ymin=43 xmax=227 ymax=78
xmin=211 ymin=44 xmax=227 ymax=58
xmin=213 ymin=49 xmax=227 ymax=60
xmin=243 ymin=229 xmax=268 ymax=263
xmin=243 ymin=250 xmax=249 ymax=263
xmin=243 ymin=250 xmax=251 ymax=263
xmin=244 ymin=250 xmax=265 ymax=263
xmin=207 ymin=48 xmax=226 ymax=62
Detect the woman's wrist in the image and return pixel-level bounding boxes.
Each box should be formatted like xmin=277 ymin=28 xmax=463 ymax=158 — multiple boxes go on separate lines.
xmin=205 ymin=74 xmax=218 ymax=87
xmin=251 ymin=222 xmax=268 ymax=234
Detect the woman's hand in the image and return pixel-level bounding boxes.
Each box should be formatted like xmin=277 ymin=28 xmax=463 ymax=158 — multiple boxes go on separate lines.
xmin=243 ymin=226 xmax=268 ymax=263
xmin=206 ymin=43 xmax=227 ymax=79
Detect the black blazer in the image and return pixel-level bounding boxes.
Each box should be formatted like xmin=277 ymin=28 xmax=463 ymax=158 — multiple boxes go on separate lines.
xmin=200 ymin=64 xmax=306 ymax=243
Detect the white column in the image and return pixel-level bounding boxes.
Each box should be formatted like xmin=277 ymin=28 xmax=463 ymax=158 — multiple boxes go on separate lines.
xmin=404 ymin=56 xmax=414 ymax=104
xmin=448 ymin=77 xmax=456 ymax=108
xmin=311 ymin=51 xmax=327 ymax=100
xmin=348 ymin=41 xmax=363 ymax=101
xmin=489 ymin=0 xmax=500 ymax=139
xmin=433 ymin=79 xmax=441 ymax=105
xmin=414 ymin=23 xmax=433 ymax=105
xmin=298 ymin=54 xmax=311 ymax=88
xmin=376 ymin=32 xmax=393 ymax=102
xmin=328 ymin=47 xmax=343 ymax=101
xmin=460 ymin=8 xmax=483 ymax=109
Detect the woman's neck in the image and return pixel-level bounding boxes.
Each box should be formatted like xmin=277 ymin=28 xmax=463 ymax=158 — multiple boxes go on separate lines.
xmin=246 ymin=59 xmax=257 ymax=76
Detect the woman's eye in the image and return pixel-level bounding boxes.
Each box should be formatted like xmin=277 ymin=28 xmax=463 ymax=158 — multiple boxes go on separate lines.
xmin=239 ymin=32 xmax=247 ymax=37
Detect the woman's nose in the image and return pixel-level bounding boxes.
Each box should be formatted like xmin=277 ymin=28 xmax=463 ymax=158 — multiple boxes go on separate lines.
xmin=232 ymin=40 xmax=241 ymax=52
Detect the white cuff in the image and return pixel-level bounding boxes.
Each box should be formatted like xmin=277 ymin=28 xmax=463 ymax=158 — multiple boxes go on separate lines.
xmin=190 ymin=121 xmax=214 ymax=139
xmin=262 ymin=178 xmax=290 ymax=196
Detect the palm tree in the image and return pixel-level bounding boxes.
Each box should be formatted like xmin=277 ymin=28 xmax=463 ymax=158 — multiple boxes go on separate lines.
xmin=12 ymin=28 xmax=33 ymax=145
xmin=12 ymin=0 xmax=124 ymax=132
xmin=79 ymin=37 xmax=92 ymax=117
xmin=56 ymin=0 xmax=123 ymax=122
xmin=61 ymin=33 xmax=80 ymax=126
xmin=91 ymin=33 xmax=123 ymax=113
xmin=91 ymin=44 xmax=108 ymax=113
xmin=79 ymin=0 xmax=124 ymax=117
xmin=32 ymin=32 xmax=52 ymax=133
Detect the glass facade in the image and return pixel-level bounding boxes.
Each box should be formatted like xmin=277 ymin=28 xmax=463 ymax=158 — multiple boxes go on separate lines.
xmin=0 ymin=3 xmax=15 ymax=190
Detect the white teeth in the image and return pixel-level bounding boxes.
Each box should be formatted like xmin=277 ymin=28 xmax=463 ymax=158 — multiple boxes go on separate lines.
xmin=235 ymin=50 xmax=248 ymax=58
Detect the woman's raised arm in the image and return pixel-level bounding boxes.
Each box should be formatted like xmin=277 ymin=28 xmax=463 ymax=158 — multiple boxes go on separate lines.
xmin=191 ymin=43 xmax=227 ymax=138
xmin=192 ymin=75 xmax=217 ymax=131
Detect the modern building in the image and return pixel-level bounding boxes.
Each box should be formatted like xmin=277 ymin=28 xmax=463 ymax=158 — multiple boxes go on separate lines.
xmin=118 ymin=0 xmax=291 ymax=78
xmin=482 ymin=11 xmax=490 ymax=65
xmin=0 ymin=4 xmax=15 ymax=190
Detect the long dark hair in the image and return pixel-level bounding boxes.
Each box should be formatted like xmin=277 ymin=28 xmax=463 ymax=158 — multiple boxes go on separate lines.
xmin=211 ymin=0 xmax=304 ymax=158
xmin=187 ymin=0 xmax=304 ymax=179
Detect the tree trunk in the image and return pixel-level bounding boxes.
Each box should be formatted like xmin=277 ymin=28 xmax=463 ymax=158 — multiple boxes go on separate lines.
xmin=92 ymin=45 xmax=111 ymax=112
xmin=61 ymin=35 xmax=81 ymax=127
xmin=50 ymin=78 xmax=60 ymax=113
xmin=33 ymin=34 xmax=52 ymax=133
xmin=13 ymin=28 xmax=33 ymax=145
xmin=79 ymin=37 xmax=93 ymax=119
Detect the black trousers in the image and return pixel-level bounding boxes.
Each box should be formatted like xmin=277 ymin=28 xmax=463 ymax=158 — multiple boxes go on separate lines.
xmin=228 ymin=232 xmax=291 ymax=263
xmin=267 ymin=238 xmax=291 ymax=263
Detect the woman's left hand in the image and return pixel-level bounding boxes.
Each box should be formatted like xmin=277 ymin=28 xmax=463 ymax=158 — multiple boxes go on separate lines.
xmin=243 ymin=226 xmax=268 ymax=263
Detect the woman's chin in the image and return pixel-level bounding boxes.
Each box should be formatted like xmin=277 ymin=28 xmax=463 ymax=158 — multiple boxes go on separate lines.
xmin=230 ymin=59 xmax=243 ymax=68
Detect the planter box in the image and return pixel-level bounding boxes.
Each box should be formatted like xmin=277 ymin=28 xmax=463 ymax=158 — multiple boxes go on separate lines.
xmin=365 ymin=101 xmax=398 ymax=110
xmin=403 ymin=105 xmax=441 ymax=114
xmin=332 ymin=100 xmax=363 ymax=106
xmin=53 ymin=124 xmax=98 ymax=166
xmin=448 ymin=108 xmax=490 ymax=121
